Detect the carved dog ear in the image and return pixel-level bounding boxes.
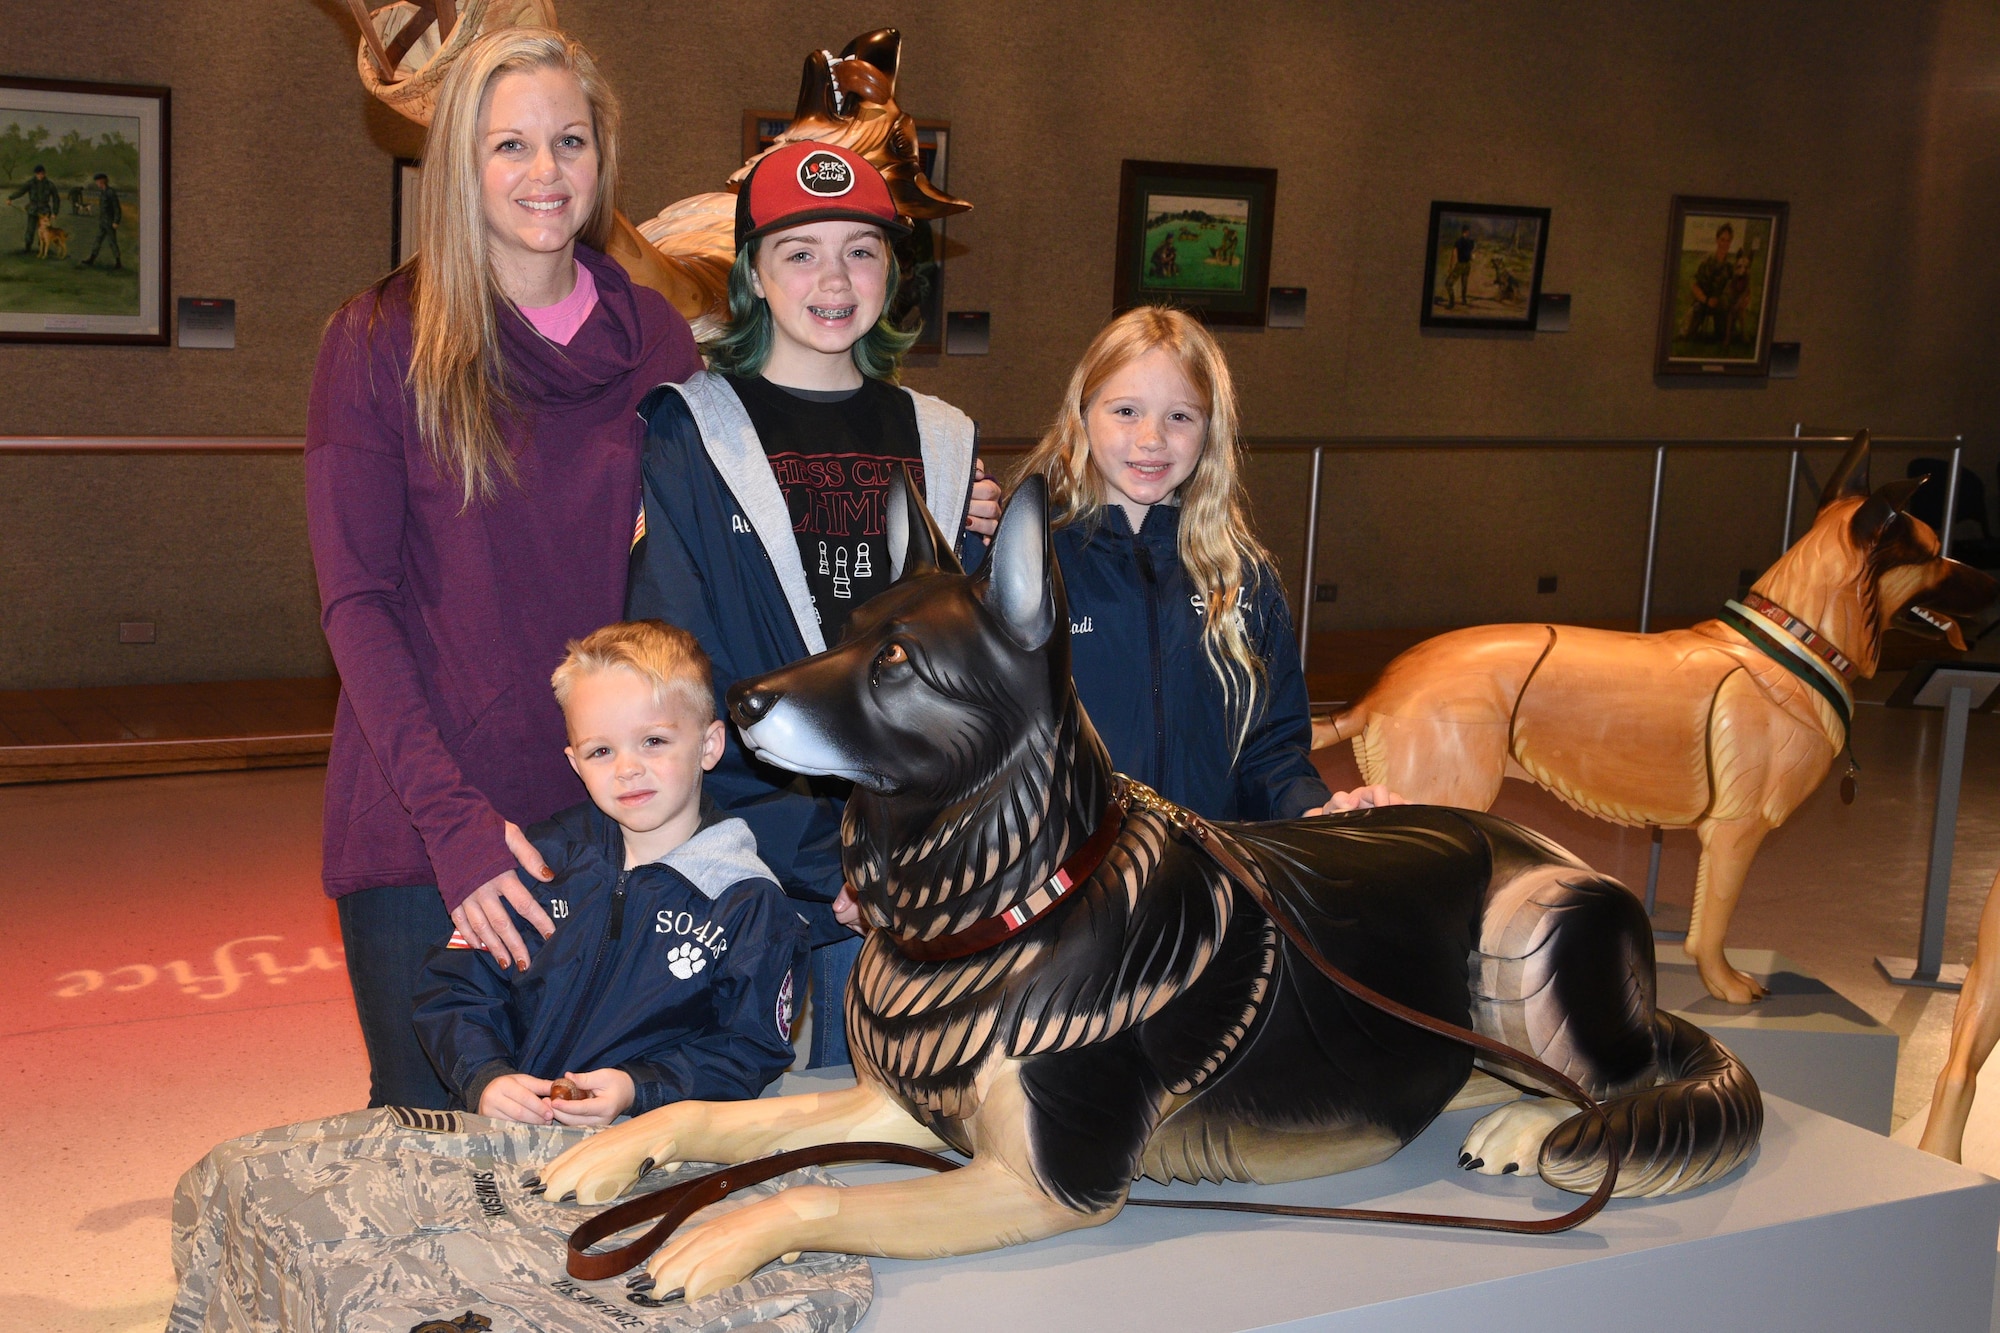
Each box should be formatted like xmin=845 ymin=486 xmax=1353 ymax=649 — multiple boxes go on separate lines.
xmin=1852 ymin=477 xmax=1925 ymax=546
xmin=790 ymin=48 xmax=843 ymax=123
xmin=840 ymin=28 xmax=901 ymax=82
xmin=886 ymin=463 xmax=962 ymax=581
xmin=981 ymin=475 xmax=1057 ymax=650
xmin=1818 ymin=430 xmax=1872 ymax=509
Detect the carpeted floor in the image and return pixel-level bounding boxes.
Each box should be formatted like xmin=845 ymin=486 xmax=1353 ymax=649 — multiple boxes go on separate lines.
xmin=0 ymin=768 xmax=363 ymax=1333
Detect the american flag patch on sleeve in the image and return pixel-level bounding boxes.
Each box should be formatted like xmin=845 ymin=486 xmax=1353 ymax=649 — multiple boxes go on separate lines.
xmin=632 ymin=503 xmax=646 ymax=549
xmin=445 ymin=929 xmax=475 ymax=950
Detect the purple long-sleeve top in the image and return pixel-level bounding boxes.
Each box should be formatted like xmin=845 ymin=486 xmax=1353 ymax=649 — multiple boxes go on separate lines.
xmin=305 ymin=245 xmax=700 ymax=910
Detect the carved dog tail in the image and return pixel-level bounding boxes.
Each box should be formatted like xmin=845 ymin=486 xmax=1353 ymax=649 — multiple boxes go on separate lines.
xmin=1312 ymin=704 xmax=1384 ymax=783
xmin=1539 ymin=1009 xmax=1763 ymax=1198
xmin=1469 ymin=824 xmax=1764 ymax=1199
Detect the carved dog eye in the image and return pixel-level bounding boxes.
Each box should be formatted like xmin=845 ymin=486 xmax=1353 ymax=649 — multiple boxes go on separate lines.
xmin=871 ymin=641 xmax=910 ymax=687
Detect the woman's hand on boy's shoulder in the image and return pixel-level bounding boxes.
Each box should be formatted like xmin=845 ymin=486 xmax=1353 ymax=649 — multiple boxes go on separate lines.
xmin=549 ymin=1068 xmax=635 ymax=1127
xmin=449 ymin=821 xmax=558 ymax=971
xmin=1304 ymin=786 xmax=1409 ymax=817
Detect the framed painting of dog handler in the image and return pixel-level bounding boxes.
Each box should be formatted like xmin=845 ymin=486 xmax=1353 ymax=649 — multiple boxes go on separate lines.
xmin=0 ymin=76 xmax=169 ymax=345
xmin=1419 ymin=201 xmax=1551 ymax=331
xmin=1654 ymin=195 xmax=1788 ymax=377
xmin=746 ymin=110 xmax=953 ymax=354
xmin=1113 ymin=160 xmax=1277 ymax=327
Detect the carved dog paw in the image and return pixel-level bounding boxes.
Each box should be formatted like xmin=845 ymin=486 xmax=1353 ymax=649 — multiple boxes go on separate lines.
xmin=1458 ymin=1097 xmax=1576 ymax=1178
xmin=646 ymin=1187 xmax=833 ymax=1301
xmin=541 ymin=1103 xmax=699 ymax=1205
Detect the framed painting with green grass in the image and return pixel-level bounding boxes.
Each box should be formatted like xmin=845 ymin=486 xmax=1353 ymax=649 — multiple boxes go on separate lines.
xmin=1419 ymin=201 xmax=1551 ymax=330
xmin=0 ymin=76 xmax=168 ymax=345
xmin=1113 ymin=161 xmax=1276 ymax=326
xmin=1654 ymin=195 xmax=1787 ymax=377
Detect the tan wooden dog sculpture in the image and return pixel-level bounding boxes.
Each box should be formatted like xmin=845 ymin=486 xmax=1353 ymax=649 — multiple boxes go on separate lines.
xmin=1318 ymin=434 xmax=1997 ymax=1003
xmin=342 ymin=3 xmax=968 ymax=334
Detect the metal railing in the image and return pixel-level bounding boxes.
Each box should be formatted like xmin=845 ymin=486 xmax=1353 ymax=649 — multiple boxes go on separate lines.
xmin=1241 ymin=430 xmax=1963 ymax=664
xmin=4 ymin=428 xmax=1968 ymax=672
xmin=967 ymin=428 xmax=1966 ymax=663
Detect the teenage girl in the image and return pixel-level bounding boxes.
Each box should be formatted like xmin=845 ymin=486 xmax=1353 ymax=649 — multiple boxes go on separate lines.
xmin=625 ymin=140 xmax=998 ymax=1065
xmin=305 ymin=29 xmax=700 ymax=1107
xmin=1019 ymin=306 xmax=1396 ymax=820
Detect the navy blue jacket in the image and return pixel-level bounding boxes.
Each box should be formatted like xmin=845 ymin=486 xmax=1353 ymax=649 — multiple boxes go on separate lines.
xmin=413 ymin=801 xmax=810 ymax=1116
xmin=1056 ymin=504 xmax=1329 ymax=821
xmin=626 ymin=374 xmax=980 ymax=945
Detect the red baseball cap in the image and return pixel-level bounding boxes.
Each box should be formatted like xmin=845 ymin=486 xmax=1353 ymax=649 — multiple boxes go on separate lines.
xmin=734 ymin=142 xmax=911 ymax=250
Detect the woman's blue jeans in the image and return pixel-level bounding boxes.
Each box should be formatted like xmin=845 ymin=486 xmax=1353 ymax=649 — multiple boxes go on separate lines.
xmin=336 ymin=883 xmax=455 ymax=1109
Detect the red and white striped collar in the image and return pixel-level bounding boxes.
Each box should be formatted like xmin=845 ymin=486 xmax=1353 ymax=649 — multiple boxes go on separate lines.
xmin=1737 ymin=591 xmax=1858 ymax=682
xmin=890 ymin=800 xmax=1126 ymax=962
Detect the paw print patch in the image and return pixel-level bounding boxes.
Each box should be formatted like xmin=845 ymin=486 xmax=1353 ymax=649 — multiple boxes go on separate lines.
xmin=666 ymin=942 xmax=707 ymax=980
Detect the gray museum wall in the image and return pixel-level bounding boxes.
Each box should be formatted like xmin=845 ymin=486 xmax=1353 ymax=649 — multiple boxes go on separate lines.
xmin=4 ymin=1 xmax=1998 ymax=689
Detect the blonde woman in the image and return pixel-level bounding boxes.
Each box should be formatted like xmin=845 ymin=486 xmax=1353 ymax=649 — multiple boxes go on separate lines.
xmin=1019 ymin=306 xmax=1394 ymax=819
xmin=305 ymin=28 xmax=699 ymax=1108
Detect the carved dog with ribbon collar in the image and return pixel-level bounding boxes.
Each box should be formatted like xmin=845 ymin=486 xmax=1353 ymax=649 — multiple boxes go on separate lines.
xmin=1322 ymin=432 xmax=1998 ymax=1003
xmin=539 ymin=472 xmax=1762 ymax=1299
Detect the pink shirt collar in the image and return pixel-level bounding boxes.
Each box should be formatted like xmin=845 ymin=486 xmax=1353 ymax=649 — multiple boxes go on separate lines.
xmin=517 ymin=259 xmax=599 ymax=346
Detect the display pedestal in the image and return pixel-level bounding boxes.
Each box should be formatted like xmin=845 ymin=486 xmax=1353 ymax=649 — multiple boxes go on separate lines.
xmin=1657 ymin=946 xmax=1898 ymax=1133
xmin=1894 ymin=1090 xmax=2000 ymax=1332
xmin=775 ymin=1071 xmax=1997 ymax=1332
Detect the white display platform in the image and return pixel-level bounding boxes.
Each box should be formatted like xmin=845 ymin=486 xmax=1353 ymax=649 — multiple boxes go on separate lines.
xmin=1660 ymin=946 xmax=1897 ymax=1133
xmin=1893 ymin=1092 xmax=2000 ymax=1332
xmin=774 ymin=1070 xmax=1998 ymax=1332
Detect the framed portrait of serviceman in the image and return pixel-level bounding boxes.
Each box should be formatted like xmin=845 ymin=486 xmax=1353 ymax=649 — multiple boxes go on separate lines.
xmin=0 ymin=76 xmax=169 ymax=344
xmin=1654 ymin=195 xmax=1788 ymax=377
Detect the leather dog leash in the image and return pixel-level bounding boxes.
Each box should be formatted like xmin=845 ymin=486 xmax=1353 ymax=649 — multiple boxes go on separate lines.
xmin=566 ymin=785 xmax=1621 ymax=1282
xmin=565 ymin=1142 xmax=963 ymax=1281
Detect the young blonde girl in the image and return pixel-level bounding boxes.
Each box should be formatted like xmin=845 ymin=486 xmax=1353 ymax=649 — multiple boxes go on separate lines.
xmin=1020 ymin=306 xmax=1389 ymax=819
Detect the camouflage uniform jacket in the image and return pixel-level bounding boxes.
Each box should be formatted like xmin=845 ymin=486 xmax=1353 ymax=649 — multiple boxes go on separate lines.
xmin=170 ymin=1107 xmax=873 ymax=1333
xmin=1692 ymin=252 xmax=1734 ymax=305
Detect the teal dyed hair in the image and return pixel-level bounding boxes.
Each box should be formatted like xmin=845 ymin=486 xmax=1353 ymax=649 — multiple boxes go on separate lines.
xmin=703 ymin=240 xmax=917 ymax=381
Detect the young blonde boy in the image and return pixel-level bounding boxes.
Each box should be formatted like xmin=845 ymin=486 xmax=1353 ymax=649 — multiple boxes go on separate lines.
xmin=414 ymin=621 xmax=809 ymax=1125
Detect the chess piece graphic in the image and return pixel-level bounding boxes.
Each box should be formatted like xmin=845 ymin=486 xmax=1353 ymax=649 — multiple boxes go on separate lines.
xmin=833 ymin=547 xmax=852 ymax=598
xmin=819 ymin=541 xmax=830 ymax=575
xmin=854 ymin=542 xmax=872 ymax=578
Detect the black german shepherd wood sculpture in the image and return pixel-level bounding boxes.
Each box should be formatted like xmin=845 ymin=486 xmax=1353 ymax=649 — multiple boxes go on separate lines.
xmin=541 ymin=475 xmax=1763 ymax=1299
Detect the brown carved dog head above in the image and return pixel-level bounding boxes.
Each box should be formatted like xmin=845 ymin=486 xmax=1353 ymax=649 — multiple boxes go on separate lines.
xmin=1755 ymin=431 xmax=1998 ymax=674
xmin=728 ymin=29 xmax=970 ymax=222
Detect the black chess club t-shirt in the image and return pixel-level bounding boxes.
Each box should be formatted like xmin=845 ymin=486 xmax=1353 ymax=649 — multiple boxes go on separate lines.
xmin=728 ymin=374 xmax=927 ymax=644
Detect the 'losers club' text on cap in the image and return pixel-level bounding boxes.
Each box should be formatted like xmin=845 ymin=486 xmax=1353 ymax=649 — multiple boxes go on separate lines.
xmin=735 ymin=141 xmax=911 ymax=249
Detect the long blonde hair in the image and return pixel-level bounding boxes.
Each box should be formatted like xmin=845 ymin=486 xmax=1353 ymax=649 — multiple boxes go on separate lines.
xmin=1020 ymin=306 xmax=1273 ymax=750
xmin=405 ymin=27 xmax=621 ymax=508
